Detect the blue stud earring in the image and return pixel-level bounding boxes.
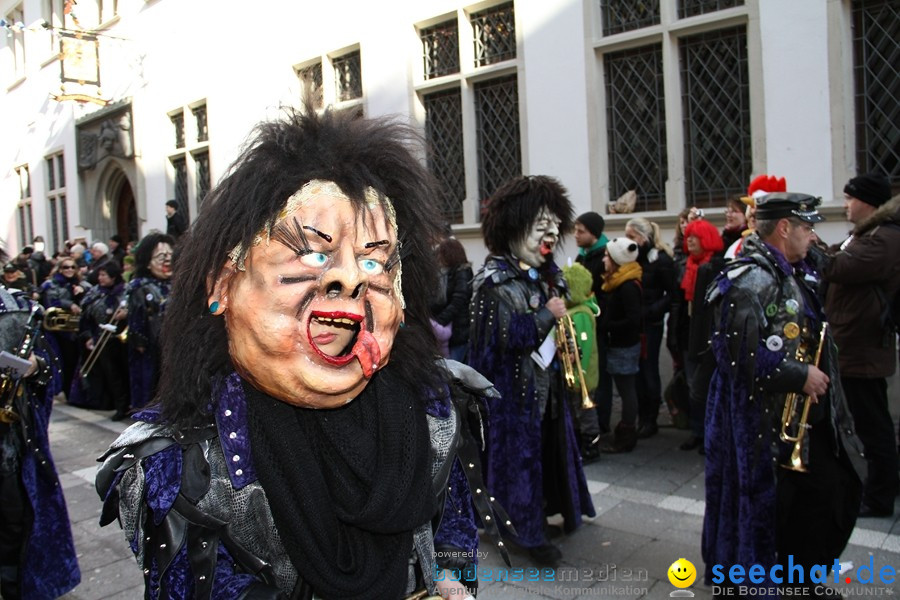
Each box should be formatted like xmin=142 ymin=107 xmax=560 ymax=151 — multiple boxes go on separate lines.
xmin=209 ymin=301 xmax=220 ymax=314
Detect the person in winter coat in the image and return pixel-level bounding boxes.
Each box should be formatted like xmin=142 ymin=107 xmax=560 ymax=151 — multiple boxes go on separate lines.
xmin=824 ymin=173 xmax=900 ymax=518
xmin=430 ymin=237 xmax=473 ymax=363
xmin=574 ymin=211 xmax=611 ymax=448
xmin=624 ymin=217 xmax=676 ymax=439
xmin=561 ymin=262 xmax=601 ymax=461
xmin=671 ymin=219 xmax=723 ymax=451
xmin=597 ymin=238 xmax=643 ymax=454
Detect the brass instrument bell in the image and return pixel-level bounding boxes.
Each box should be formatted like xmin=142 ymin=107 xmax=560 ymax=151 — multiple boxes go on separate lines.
xmin=42 ymin=307 xmax=81 ymax=332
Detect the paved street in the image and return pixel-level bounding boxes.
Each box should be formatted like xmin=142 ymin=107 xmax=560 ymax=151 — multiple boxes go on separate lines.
xmin=50 ymin=388 xmax=900 ymax=599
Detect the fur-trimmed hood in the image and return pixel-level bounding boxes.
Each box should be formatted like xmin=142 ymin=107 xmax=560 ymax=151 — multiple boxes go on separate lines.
xmin=852 ymin=193 xmax=900 ymax=237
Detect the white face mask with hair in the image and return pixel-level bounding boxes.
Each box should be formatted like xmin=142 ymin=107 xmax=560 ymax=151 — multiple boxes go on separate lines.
xmin=511 ymin=209 xmax=561 ymax=268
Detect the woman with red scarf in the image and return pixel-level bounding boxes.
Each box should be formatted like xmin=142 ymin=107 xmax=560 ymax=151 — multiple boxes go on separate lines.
xmin=675 ymin=219 xmax=723 ymax=451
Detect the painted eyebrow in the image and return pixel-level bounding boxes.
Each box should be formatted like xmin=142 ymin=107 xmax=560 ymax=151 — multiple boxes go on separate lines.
xmin=303 ymin=226 xmax=332 ymax=243
xmin=364 ymin=239 xmax=390 ymax=249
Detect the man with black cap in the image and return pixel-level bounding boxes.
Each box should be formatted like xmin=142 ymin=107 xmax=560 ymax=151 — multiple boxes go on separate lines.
xmin=573 ymin=212 xmax=612 ymax=453
xmin=702 ymin=193 xmax=864 ymax=595
xmin=824 ymin=173 xmax=899 ymax=518
xmin=164 ymin=199 xmax=188 ymax=240
xmin=2 ymin=262 xmax=30 ymax=293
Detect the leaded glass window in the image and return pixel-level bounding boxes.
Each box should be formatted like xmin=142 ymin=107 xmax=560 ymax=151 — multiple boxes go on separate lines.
xmin=47 ymin=154 xmax=66 ymax=253
xmin=333 ymin=51 xmax=362 ymax=102
xmin=298 ymin=62 xmax=324 ymax=108
xmin=475 ymin=75 xmax=521 ymax=207
xmin=422 ymin=20 xmax=460 ymax=80
xmin=49 ymin=197 xmax=59 ymax=253
xmin=472 ymin=2 xmax=515 ymax=68
xmin=193 ymin=105 xmax=208 ymax=143
xmin=194 ymin=150 xmax=211 ymax=209
xmin=600 ymin=0 xmax=660 ymax=36
xmin=605 ymin=44 xmax=667 ymax=212
xmin=680 ymin=26 xmax=751 ymax=207
xmin=852 ymin=0 xmax=900 ymax=185
xmin=47 ymin=157 xmax=56 ymax=190
xmin=171 ymin=157 xmax=188 ymax=217
xmin=59 ymin=194 xmax=69 ymax=244
xmin=679 ymin=0 xmax=743 ymax=19
xmin=172 ymin=114 xmax=185 ymax=149
xmin=425 ymin=88 xmax=465 ymax=223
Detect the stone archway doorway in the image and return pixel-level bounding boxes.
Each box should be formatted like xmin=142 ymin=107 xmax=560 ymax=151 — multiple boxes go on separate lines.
xmin=113 ymin=178 xmax=138 ymax=246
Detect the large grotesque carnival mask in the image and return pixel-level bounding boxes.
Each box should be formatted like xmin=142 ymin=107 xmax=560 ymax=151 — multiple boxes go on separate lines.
xmin=511 ymin=208 xmax=561 ymax=268
xmin=212 ymin=181 xmax=404 ymax=409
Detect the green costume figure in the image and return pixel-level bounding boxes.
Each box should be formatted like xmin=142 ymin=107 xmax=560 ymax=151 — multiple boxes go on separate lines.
xmin=561 ymin=262 xmax=600 ymax=449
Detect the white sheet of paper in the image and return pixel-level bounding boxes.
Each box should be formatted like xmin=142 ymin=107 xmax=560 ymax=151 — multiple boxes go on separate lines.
xmin=0 ymin=350 xmax=31 ymax=378
xmin=530 ymin=330 xmax=557 ymax=370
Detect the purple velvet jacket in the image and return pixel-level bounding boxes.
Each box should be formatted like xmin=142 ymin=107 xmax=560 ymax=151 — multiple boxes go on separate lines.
xmin=1 ymin=289 xmax=80 ymax=598
xmin=98 ymin=368 xmax=487 ymax=598
xmin=702 ymin=236 xmax=863 ymax=588
xmin=126 ymin=276 xmax=170 ymax=409
xmin=468 ymin=256 xmax=595 ymax=548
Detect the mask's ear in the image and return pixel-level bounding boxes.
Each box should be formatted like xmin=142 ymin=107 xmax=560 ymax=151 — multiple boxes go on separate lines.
xmin=207 ymin=261 xmax=236 ymax=315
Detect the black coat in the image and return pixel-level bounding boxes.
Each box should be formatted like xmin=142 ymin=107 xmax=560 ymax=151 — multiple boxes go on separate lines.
xmin=575 ymin=245 xmax=606 ymax=301
xmin=166 ymin=211 xmax=188 ymax=239
xmin=431 ymin=264 xmax=473 ymax=348
xmin=637 ymin=247 xmax=676 ymax=326
xmin=598 ymin=279 xmax=642 ymax=348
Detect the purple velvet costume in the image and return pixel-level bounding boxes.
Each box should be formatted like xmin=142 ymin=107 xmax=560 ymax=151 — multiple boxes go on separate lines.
xmin=468 ymin=256 xmax=595 ymax=548
xmin=98 ymin=369 xmax=483 ymax=598
xmin=0 ymin=289 xmax=80 ymax=598
xmin=126 ymin=276 xmax=170 ymax=408
xmin=702 ymin=236 xmax=863 ymax=591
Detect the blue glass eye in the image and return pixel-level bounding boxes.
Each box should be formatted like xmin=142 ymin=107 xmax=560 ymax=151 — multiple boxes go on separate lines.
xmin=300 ymin=252 xmax=328 ymax=268
xmin=359 ymin=258 xmax=384 ymax=275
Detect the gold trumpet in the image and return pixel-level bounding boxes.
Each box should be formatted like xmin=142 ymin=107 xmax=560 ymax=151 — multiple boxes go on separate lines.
xmin=80 ymin=301 xmax=127 ymax=378
xmin=557 ymin=314 xmax=596 ymax=410
xmin=43 ymin=307 xmax=80 ymax=332
xmin=779 ymin=322 xmax=828 ymax=473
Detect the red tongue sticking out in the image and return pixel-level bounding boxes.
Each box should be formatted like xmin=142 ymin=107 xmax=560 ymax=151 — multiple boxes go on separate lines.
xmin=540 ymin=242 xmax=553 ymax=256
xmin=352 ymin=329 xmax=381 ymax=378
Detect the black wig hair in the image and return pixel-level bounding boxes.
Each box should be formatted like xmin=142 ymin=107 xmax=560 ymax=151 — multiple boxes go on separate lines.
xmin=480 ymin=175 xmax=575 ymax=257
xmin=133 ymin=232 xmax=175 ymax=279
xmin=156 ymin=107 xmax=445 ymax=428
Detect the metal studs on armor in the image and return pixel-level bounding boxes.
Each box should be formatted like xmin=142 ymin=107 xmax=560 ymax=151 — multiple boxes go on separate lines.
xmin=235 ymin=469 xmax=243 ymax=476
xmin=229 ymin=432 xmax=237 ymax=439
xmin=224 ymin=409 xmax=232 ymax=416
xmin=232 ymin=455 xmax=240 ymax=462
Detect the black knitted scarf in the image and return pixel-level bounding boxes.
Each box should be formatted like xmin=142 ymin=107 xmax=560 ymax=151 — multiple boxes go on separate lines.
xmin=245 ymin=365 xmax=436 ymax=600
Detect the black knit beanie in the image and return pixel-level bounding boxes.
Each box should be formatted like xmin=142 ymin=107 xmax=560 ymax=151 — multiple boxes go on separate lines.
xmin=844 ymin=173 xmax=891 ymax=208
xmin=576 ymin=211 xmax=605 ymax=238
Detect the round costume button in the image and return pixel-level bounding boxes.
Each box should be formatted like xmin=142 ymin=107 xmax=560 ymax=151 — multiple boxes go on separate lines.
xmin=527 ymin=267 xmax=539 ymax=281
xmin=785 ymin=299 xmax=800 ymax=315
xmin=783 ymin=322 xmax=800 ymax=339
xmin=765 ymin=304 xmax=778 ymax=317
xmin=766 ymin=335 xmax=784 ymax=351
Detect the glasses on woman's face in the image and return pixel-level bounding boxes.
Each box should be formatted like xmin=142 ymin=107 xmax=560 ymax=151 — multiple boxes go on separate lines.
xmin=60 ymin=265 xmax=77 ymax=271
xmin=151 ymin=252 xmax=173 ymax=263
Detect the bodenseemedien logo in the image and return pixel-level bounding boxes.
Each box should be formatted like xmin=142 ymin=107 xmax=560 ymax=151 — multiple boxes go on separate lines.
xmin=668 ymin=558 xmax=697 ymax=597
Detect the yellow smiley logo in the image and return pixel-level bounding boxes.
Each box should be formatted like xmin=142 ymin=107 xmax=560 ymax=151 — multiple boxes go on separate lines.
xmin=668 ymin=558 xmax=697 ymax=588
